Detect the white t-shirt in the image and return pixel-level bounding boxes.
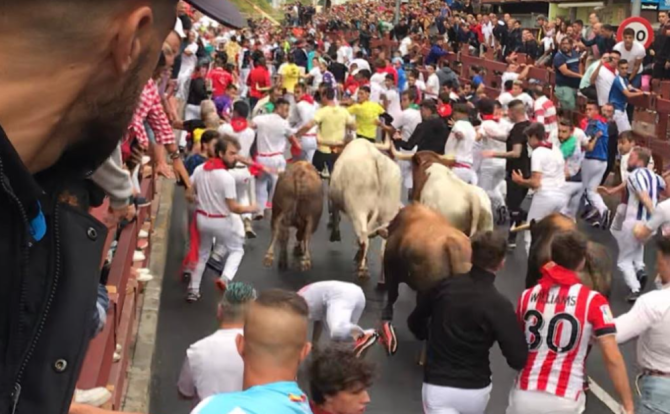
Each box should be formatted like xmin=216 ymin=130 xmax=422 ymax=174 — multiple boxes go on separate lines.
xmin=613 ymin=41 xmax=646 ymax=75
xmin=425 ymin=73 xmax=440 ymax=99
xmin=501 ymin=71 xmax=519 ymax=91
xmin=478 ymin=119 xmax=510 ymax=168
xmin=531 ymin=146 xmax=566 ymax=193
xmin=445 ymin=120 xmax=476 ymax=165
xmin=191 ymin=165 xmax=237 ymax=215
xmin=253 ymin=113 xmax=296 ymax=155
xmin=177 ymin=329 xmax=244 ymax=403
xmin=179 ymin=42 xmax=199 ymax=78
xmin=349 ymin=58 xmax=371 ymax=73
xmin=218 ymin=124 xmax=256 ymax=159
xmin=292 ymin=100 xmax=318 ymax=136
xmin=337 ymin=45 xmax=353 ymax=64
xmin=308 ymin=67 xmax=323 ymax=90
xmin=399 ymin=36 xmax=412 ymax=56
xmin=595 ymin=65 xmax=616 ymax=107
xmin=370 ymin=72 xmax=387 ymax=87
xmin=392 ymin=107 xmax=422 ymax=153
xmin=383 ymin=88 xmax=403 ymax=123
xmin=498 ymin=92 xmax=514 ymax=110
xmin=298 ymin=281 xmax=365 ymax=321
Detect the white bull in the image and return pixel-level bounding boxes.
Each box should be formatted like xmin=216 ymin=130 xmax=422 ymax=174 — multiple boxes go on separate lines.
xmin=420 ymin=163 xmax=494 ymax=236
xmin=329 ymin=139 xmax=402 ymax=279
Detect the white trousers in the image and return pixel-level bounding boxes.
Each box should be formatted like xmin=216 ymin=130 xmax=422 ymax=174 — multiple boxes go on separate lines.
xmin=525 ymin=191 xmax=568 ymax=254
xmin=324 ymin=290 xmax=366 ymax=340
xmin=398 ymin=159 xmax=413 ymax=189
xmin=506 ymin=389 xmax=585 ymax=414
xmin=422 ymin=383 xmax=492 ymax=414
xmin=561 ymin=181 xmax=583 ymax=219
xmin=255 ymin=154 xmax=286 ymax=212
xmin=614 ymin=109 xmax=632 ymax=133
xmin=298 ymin=136 xmax=317 ymax=163
xmin=478 ymin=162 xmax=506 ymax=210
xmin=189 ymin=214 xmax=245 ymax=293
xmin=453 ymin=167 xmax=478 ymax=186
xmin=581 ymin=159 xmax=608 ymax=215
xmin=612 ymin=219 xmax=645 ymax=292
xmin=239 ymin=68 xmax=250 ymax=97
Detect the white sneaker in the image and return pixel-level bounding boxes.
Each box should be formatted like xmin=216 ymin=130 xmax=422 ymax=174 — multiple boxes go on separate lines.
xmin=113 ymin=352 xmax=121 ymax=362
xmin=137 ymin=268 xmax=150 ymax=275
xmin=137 ymin=273 xmax=153 ymax=283
xmin=138 ymin=229 xmax=149 ymax=239
xmin=133 ymin=251 xmax=145 ymax=262
xmin=74 ymin=388 xmax=112 ymax=407
xmin=141 ymin=156 xmax=151 ymax=166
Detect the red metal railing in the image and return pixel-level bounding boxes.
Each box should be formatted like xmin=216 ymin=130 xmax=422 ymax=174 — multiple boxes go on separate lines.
xmin=77 ymin=172 xmax=156 ymax=410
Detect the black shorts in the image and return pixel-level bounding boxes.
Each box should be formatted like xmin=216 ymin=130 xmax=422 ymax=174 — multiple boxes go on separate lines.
xmin=312 ymin=150 xmax=339 ymax=174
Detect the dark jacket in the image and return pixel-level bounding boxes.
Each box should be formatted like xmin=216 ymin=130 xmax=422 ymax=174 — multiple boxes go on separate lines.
xmin=407 ymin=266 xmax=528 ymax=389
xmin=0 ymin=125 xmax=107 ymax=414
xmin=395 ymin=116 xmax=448 ymax=154
xmin=425 ymin=45 xmax=448 ymax=66
xmin=436 ymin=66 xmax=460 ymax=90
xmin=582 ymin=34 xmax=616 ymax=56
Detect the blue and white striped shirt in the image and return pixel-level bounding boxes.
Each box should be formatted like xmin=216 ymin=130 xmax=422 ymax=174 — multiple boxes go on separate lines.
xmin=626 ymin=167 xmax=666 ymax=222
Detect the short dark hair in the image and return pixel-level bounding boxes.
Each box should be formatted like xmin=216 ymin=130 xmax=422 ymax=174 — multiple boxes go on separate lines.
xmin=274 ymin=98 xmax=290 ymax=109
xmin=610 ymin=50 xmax=622 ymax=57
xmin=309 ymin=345 xmax=375 ymax=405
xmin=324 ymin=87 xmax=336 ymax=101
xmin=618 ymin=130 xmax=635 ymax=142
xmin=574 ymin=19 xmax=584 ymax=27
xmin=439 ymin=91 xmax=451 ymax=104
xmin=586 ymin=100 xmax=599 ymax=109
xmin=656 ymin=236 xmax=670 ymax=257
xmin=256 ymin=289 xmax=309 ymax=318
xmin=453 ymin=103 xmax=469 ymax=115
xmin=551 ymin=231 xmax=587 ymax=271
xmin=201 ymin=130 xmax=219 ymax=145
xmin=623 ymin=27 xmax=635 ymax=37
xmin=504 ymin=80 xmax=514 ymax=91
xmin=618 ymin=59 xmax=629 ymax=67
xmin=524 ymin=122 xmax=546 ymax=140
xmin=215 ymin=135 xmax=241 ymax=154
xmin=421 ymin=99 xmax=437 ymax=113
xmin=233 ymin=101 xmax=249 ymax=118
xmin=403 ymin=88 xmax=418 ymax=102
xmin=471 ymin=231 xmax=507 ymax=270
xmin=508 ymin=99 xmax=524 ymax=111
xmin=477 ymin=98 xmax=495 ymax=115
xmin=358 ymin=85 xmax=371 ymax=94
xmin=358 ymin=69 xmax=372 ymax=80
xmin=558 ymin=118 xmax=573 ymax=128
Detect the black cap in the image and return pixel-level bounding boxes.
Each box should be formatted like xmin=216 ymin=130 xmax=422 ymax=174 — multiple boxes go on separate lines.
xmin=188 ymin=0 xmax=245 ymax=29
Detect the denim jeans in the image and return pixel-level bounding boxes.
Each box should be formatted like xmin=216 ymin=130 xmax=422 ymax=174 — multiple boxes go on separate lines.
xmin=638 ymin=375 xmax=670 ymax=414
xmin=90 ymin=283 xmax=110 ymax=339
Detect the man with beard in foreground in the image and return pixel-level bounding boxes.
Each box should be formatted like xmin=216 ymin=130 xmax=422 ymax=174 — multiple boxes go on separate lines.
xmin=0 ymin=1 xmax=178 ymax=414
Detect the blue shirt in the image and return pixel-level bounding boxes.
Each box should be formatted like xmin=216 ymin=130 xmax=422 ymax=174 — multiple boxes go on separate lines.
xmin=193 ymin=382 xmax=312 ymax=414
xmin=396 ymin=67 xmax=407 ymax=91
xmin=627 ymin=167 xmax=665 ymax=221
xmin=609 ymin=75 xmax=630 ymax=111
xmin=425 ymin=45 xmax=448 ymax=66
xmin=584 ymin=119 xmax=609 ymax=161
xmin=472 ymin=74 xmax=484 ymax=88
xmin=553 ymin=50 xmax=581 ymax=89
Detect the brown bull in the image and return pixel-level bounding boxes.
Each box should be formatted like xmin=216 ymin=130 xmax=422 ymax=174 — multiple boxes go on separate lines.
xmin=381 ymin=204 xmax=472 ymax=321
xmin=263 ymin=161 xmax=323 ymax=271
xmin=519 ymin=213 xmax=612 ymax=296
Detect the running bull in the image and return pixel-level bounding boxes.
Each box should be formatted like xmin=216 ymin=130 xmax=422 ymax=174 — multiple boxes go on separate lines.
xmin=513 ymin=213 xmax=612 ymax=295
xmin=391 ymin=149 xmax=493 ymax=237
xmin=264 ymin=161 xmax=323 ymax=271
xmin=381 ymin=204 xmax=472 ymax=354
xmin=329 ymin=138 xmax=402 ymax=279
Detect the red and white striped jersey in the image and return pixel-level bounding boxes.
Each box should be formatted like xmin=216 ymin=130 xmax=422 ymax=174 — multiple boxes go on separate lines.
xmin=515 ymin=277 xmax=616 ymax=400
xmin=534 ymin=96 xmax=558 ymax=139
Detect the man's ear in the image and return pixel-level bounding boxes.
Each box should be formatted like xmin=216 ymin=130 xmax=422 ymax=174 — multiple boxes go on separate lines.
xmin=236 ymin=333 xmax=245 ymax=358
xmin=111 ymin=6 xmax=154 ymax=75
xmin=299 ymin=342 xmax=312 ymax=363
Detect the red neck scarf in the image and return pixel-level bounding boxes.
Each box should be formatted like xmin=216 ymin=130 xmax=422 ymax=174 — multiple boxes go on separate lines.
xmin=538 ymin=262 xmax=581 ymax=289
xmin=537 ymin=140 xmax=553 ymax=150
xmin=203 ymin=158 xmax=228 ymax=171
xmin=481 ymin=114 xmax=500 ymax=121
xmin=603 ymin=62 xmax=616 ymax=75
xmin=298 ymin=94 xmax=315 ymax=104
xmin=231 ymin=117 xmax=248 ymax=133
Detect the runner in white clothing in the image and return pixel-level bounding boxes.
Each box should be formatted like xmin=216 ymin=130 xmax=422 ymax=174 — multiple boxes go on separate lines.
xmin=510 ymin=122 xmax=568 ymax=254
xmin=250 ymin=98 xmax=298 ymax=219
xmin=298 ymin=281 xmax=378 ymax=358
xmin=292 ymin=83 xmax=318 ymax=163
xmin=445 ymin=106 xmax=478 ymax=185
xmin=390 ymin=90 xmax=422 ymax=197
xmin=219 ymin=101 xmax=258 ymax=238
xmin=187 ymin=137 xmax=258 ymax=302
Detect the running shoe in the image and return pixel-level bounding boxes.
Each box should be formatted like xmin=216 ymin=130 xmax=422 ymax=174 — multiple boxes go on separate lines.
xmin=186 ymin=291 xmax=201 ymax=303
xmin=244 ymin=218 xmax=257 ymax=239
xmin=597 ymin=210 xmax=612 ymax=230
xmin=507 ymin=232 xmax=517 ymax=251
xmin=626 ymin=290 xmax=640 ymax=303
xmin=353 ymin=331 xmax=378 ymax=358
xmin=637 ymin=269 xmax=648 ymax=291
xmin=379 ymin=322 xmax=398 ymax=356
xmin=215 ymin=278 xmax=228 ymax=293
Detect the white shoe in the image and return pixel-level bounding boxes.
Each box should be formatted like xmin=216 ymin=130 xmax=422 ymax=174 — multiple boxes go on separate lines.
xmin=138 ymin=229 xmax=149 ymax=239
xmin=141 ymin=155 xmax=151 ymax=166
xmin=113 ymin=352 xmax=121 ymax=362
xmin=137 ymin=268 xmax=150 ymax=275
xmin=74 ymin=388 xmax=112 ymax=407
xmin=137 ymin=273 xmax=153 ymax=283
xmin=133 ymin=251 xmax=145 ymax=262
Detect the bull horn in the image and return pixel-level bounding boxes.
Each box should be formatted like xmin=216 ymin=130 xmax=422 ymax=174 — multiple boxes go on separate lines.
xmin=374 ymin=134 xmax=392 ymax=152
xmin=510 ymin=222 xmax=531 ymax=233
xmin=441 ymin=154 xmax=456 ymax=162
xmin=389 ymin=141 xmax=413 ymax=161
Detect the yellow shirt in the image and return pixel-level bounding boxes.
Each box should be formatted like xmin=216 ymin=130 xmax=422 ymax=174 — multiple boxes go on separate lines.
xmin=347 ymin=101 xmax=385 ymax=140
xmin=224 ymin=42 xmax=240 ymax=65
xmin=314 ymin=106 xmax=355 ymax=154
xmin=193 ymin=128 xmax=207 ymax=146
xmin=280 ymin=63 xmax=301 ymax=94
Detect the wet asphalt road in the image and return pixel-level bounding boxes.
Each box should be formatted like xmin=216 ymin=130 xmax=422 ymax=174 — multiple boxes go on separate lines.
xmin=149 ymin=186 xmax=648 ymax=414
